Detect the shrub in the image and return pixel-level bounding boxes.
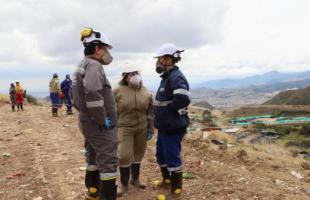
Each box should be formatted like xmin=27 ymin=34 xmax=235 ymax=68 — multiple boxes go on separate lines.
xmin=274 ymin=126 xmax=291 ymax=137
xmin=26 ymin=94 xmax=39 ymax=105
xmin=300 ymin=123 xmax=310 ymax=137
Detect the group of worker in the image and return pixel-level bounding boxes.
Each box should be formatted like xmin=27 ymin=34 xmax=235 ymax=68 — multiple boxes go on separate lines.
xmin=72 ymin=27 xmax=190 ymax=200
xmin=49 ymin=73 xmax=73 ymax=116
xmin=9 ymin=82 xmax=25 ymax=112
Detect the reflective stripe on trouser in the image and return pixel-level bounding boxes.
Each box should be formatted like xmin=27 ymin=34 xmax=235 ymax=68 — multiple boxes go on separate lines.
xmin=156 ymin=130 xmax=185 ymax=172
xmin=79 ymin=113 xmax=118 ymax=180
xmin=118 ymin=127 xmax=147 ymax=167
xmin=63 ymin=92 xmax=72 ymax=109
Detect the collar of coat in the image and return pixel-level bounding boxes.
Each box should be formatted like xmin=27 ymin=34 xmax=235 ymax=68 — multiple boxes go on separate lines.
xmin=160 ymin=66 xmax=179 ymax=78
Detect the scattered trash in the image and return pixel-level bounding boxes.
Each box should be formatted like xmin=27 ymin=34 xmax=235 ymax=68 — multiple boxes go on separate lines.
xmin=79 ymin=167 xmax=86 ymax=171
xmin=33 ymin=197 xmax=43 ymax=200
xmin=6 ymin=172 xmax=25 ymax=179
xmin=290 ymin=170 xmax=303 ymax=179
xmin=211 ymin=139 xmax=226 ymax=145
xmin=80 ymin=149 xmax=87 ymax=156
xmin=63 ymin=124 xmax=69 ymax=127
xmin=301 ymin=162 xmax=310 ymax=170
xmin=305 ymin=189 xmax=310 ymax=195
xmin=15 ymin=132 xmax=23 ymax=136
xmin=183 ymin=172 xmax=195 ymax=179
xmin=197 ymin=160 xmax=204 ymax=166
xmin=300 ymin=151 xmax=310 ymax=159
xmin=2 ymin=152 xmax=11 ymax=157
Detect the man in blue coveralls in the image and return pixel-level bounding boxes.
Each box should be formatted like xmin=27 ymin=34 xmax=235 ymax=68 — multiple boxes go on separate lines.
xmin=154 ymin=43 xmax=190 ymax=200
xmin=61 ymin=74 xmax=73 ymax=115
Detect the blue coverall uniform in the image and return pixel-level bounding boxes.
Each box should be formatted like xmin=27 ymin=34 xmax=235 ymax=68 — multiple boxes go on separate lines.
xmin=61 ymin=79 xmax=72 ymax=112
xmin=154 ymin=66 xmax=190 ymax=172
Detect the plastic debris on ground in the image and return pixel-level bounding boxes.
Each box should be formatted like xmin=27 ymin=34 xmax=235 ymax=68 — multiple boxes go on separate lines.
xmin=2 ymin=152 xmax=11 ymax=157
xmin=183 ymin=172 xmax=195 ymax=179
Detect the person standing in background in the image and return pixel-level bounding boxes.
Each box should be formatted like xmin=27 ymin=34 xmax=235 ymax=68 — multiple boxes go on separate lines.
xmin=15 ymin=82 xmax=24 ymax=111
xmin=61 ymin=74 xmax=73 ymax=115
xmin=9 ymin=83 xmax=16 ymax=112
xmin=49 ymin=73 xmax=61 ymax=117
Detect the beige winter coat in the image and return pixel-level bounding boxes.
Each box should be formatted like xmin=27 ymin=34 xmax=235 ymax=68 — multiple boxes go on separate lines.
xmin=113 ymin=85 xmax=154 ymax=132
xmin=49 ymin=78 xmax=61 ymax=93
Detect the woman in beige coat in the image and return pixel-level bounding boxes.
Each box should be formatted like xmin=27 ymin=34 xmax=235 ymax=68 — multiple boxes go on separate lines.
xmin=113 ymin=69 xmax=154 ymax=197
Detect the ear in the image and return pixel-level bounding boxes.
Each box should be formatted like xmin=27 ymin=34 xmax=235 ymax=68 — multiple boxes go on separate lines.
xmin=95 ymin=45 xmax=101 ymax=53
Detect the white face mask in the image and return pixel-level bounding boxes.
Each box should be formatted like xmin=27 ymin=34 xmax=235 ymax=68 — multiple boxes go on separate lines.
xmin=129 ymin=75 xmax=142 ymax=87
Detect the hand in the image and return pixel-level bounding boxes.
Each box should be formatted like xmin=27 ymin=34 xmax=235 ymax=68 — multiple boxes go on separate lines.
xmin=105 ymin=116 xmax=111 ymax=129
xmin=147 ymin=131 xmax=153 ymax=141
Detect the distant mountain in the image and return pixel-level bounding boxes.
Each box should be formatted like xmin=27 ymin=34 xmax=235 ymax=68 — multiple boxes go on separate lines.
xmin=264 ymin=86 xmax=310 ymax=105
xmin=193 ymin=70 xmax=310 ymax=89
xmin=191 ymin=79 xmax=310 ymax=109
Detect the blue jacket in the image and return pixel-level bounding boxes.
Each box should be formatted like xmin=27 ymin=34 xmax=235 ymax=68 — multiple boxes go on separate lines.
xmin=154 ymin=66 xmax=190 ymax=132
xmin=61 ymin=79 xmax=72 ymax=94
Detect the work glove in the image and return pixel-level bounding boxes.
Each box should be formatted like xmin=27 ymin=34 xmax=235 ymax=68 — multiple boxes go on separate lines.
xmin=147 ymin=131 xmax=154 ymax=141
xmin=105 ymin=116 xmax=111 ymax=129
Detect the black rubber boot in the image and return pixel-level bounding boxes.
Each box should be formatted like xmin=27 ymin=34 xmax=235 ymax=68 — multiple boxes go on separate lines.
xmin=117 ymin=167 xmax=130 ymax=197
xmin=100 ymin=178 xmax=117 ymax=200
xmin=85 ymin=170 xmax=100 ymax=200
xmin=167 ymin=171 xmax=183 ymax=200
xmin=130 ymin=163 xmax=146 ymax=189
xmin=66 ymin=107 xmax=73 ymax=115
xmin=160 ymin=167 xmax=171 ymax=189
xmin=12 ymin=105 xmax=15 ymax=112
xmin=52 ymin=108 xmax=57 ymax=117
xmin=20 ymin=104 xmax=23 ymax=111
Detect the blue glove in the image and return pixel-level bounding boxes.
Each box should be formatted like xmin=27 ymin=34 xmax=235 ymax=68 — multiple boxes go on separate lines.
xmin=147 ymin=131 xmax=153 ymax=141
xmin=105 ymin=116 xmax=111 ymax=129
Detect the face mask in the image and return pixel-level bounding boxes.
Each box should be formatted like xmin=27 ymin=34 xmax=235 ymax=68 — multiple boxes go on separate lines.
xmin=156 ymin=60 xmax=165 ymax=74
xmin=129 ymin=75 xmax=142 ymax=87
xmin=101 ymin=50 xmax=113 ymax=65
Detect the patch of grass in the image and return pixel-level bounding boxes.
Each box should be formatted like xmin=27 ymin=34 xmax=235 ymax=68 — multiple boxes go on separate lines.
xmin=274 ymin=126 xmax=291 ymax=137
xmin=278 ymin=133 xmax=310 ymax=151
xmin=300 ymin=123 xmax=310 ymax=137
xmin=25 ymin=94 xmax=40 ymax=105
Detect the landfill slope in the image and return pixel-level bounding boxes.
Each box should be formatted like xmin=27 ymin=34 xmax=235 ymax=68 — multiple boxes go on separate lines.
xmin=0 ymin=103 xmax=309 ymax=199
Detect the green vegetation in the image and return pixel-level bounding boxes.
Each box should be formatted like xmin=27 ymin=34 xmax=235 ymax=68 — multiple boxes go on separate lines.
xmin=26 ymin=94 xmax=40 ymax=105
xmin=300 ymin=123 xmax=310 ymax=137
xmin=265 ymin=86 xmax=310 ymax=105
xmin=274 ymin=126 xmax=291 ymax=137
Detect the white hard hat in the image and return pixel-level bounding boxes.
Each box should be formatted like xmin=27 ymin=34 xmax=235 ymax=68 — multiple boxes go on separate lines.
xmin=155 ymin=43 xmax=184 ymax=58
xmin=120 ymin=64 xmax=141 ymax=76
xmin=81 ymin=28 xmax=113 ymax=49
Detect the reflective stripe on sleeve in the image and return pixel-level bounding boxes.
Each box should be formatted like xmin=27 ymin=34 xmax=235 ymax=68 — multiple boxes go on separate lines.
xmin=154 ymin=100 xmax=171 ymax=107
xmin=173 ymin=89 xmax=190 ymax=96
xmin=86 ymin=100 xmax=104 ymax=108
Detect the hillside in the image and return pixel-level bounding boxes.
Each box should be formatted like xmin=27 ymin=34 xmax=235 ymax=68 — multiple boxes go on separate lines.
xmin=0 ymin=103 xmax=310 ymax=199
xmin=193 ymin=70 xmax=310 ymax=89
xmin=265 ymin=86 xmax=310 ymax=105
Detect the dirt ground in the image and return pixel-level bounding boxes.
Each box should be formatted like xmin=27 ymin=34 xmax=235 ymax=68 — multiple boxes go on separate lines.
xmin=0 ymin=103 xmax=310 ymax=200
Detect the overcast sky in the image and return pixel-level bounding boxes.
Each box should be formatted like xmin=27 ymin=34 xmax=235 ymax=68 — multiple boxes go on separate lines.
xmin=0 ymin=0 xmax=310 ymax=94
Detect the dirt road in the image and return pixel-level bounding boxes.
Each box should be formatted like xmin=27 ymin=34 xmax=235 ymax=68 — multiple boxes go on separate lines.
xmin=0 ymin=104 xmax=309 ymax=199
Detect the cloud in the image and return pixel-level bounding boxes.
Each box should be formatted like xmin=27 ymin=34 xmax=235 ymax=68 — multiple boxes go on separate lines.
xmin=0 ymin=0 xmax=310 ymax=92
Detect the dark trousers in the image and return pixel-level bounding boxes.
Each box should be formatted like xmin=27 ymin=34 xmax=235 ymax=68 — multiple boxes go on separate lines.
xmin=156 ymin=130 xmax=185 ymax=172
